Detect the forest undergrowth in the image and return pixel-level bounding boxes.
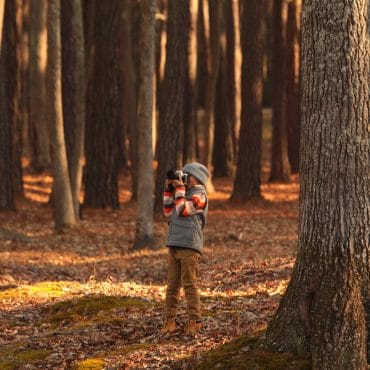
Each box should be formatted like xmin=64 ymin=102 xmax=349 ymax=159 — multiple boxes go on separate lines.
xmin=0 ymin=170 xmax=300 ymax=369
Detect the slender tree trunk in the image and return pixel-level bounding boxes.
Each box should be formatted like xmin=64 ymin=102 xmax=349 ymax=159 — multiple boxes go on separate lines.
xmin=224 ymin=0 xmax=237 ymax=159
xmin=232 ymin=0 xmax=241 ymax=154
xmin=285 ymin=0 xmax=301 ymax=173
xmin=3 ymin=0 xmax=23 ymax=197
xmin=155 ymin=0 xmax=166 ymax=114
xmin=83 ymin=0 xmax=120 ymax=209
xmin=70 ymin=0 xmax=85 ymax=219
xmin=269 ymin=0 xmax=291 ymax=182
xmin=0 ymin=0 xmax=4 ymax=47
xmin=202 ymin=0 xmax=220 ymax=192
xmin=133 ymin=0 xmax=155 ymax=250
xmin=183 ymin=0 xmax=198 ymax=164
xmin=29 ymin=0 xmax=50 ymax=172
xmin=20 ymin=1 xmax=30 ymax=159
xmin=0 ymin=0 xmax=15 ymax=211
xmin=212 ymin=29 xmax=233 ymax=178
xmin=231 ymin=0 xmax=264 ymax=200
xmin=194 ymin=0 xmax=207 ymax=159
xmin=154 ymin=0 xmax=189 ymax=212
xmin=265 ymin=1 xmax=369 ymax=368
xmin=120 ymin=1 xmax=138 ymax=200
xmin=61 ymin=0 xmax=76 ymax=173
xmin=47 ymin=0 xmax=76 ymax=230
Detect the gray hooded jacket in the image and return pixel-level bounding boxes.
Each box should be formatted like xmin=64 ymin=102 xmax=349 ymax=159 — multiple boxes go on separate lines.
xmin=166 ymin=185 xmax=208 ymax=254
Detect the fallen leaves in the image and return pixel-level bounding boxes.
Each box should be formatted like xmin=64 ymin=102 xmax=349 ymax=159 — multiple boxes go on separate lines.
xmin=0 ymin=174 xmax=299 ymax=369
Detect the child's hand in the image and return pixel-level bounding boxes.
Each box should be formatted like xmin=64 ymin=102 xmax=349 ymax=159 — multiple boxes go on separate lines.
xmin=170 ymin=179 xmax=183 ymax=188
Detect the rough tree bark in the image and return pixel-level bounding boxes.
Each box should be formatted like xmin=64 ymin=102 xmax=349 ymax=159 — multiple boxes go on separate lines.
xmin=265 ymin=1 xmax=369 ymax=368
xmin=212 ymin=20 xmax=234 ymax=178
xmin=29 ymin=0 xmax=50 ymax=172
xmin=183 ymin=0 xmax=198 ymax=164
xmin=154 ymin=0 xmax=189 ymax=212
xmin=120 ymin=1 xmax=138 ymax=200
xmin=285 ymin=0 xmax=301 ymax=174
xmin=83 ymin=0 xmax=120 ymax=209
xmin=231 ymin=0 xmax=264 ymax=200
xmin=269 ymin=0 xmax=291 ymax=182
xmin=224 ymin=0 xmax=237 ymax=159
xmin=0 ymin=0 xmax=15 ymax=210
xmin=61 ymin=0 xmax=86 ymax=218
xmin=3 ymin=0 xmax=23 ymax=197
xmin=133 ymin=0 xmax=155 ymax=250
xmin=202 ymin=0 xmax=220 ymax=192
xmin=47 ymin=0 xmax=76 ymax=230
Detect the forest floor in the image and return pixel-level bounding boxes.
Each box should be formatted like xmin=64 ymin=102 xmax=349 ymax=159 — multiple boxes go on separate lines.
xmin=0 ymin=171 xmax=300 ymax=369
xmin=0 ymin=112 xmax=305 ymax=369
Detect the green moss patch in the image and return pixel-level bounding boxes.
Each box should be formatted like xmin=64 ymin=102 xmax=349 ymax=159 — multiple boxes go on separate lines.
xmin=196 ymin=336 xmax=310 ymax=370
xmin=0 ymin=281 xmax=76 ymax=301
xmin=0 ymin=344 xmax=50 ymax=370
xmin=73 ymin=358 xmax=105 ymax=370
xmin=45 ymin=295 xmax=150 ymax=327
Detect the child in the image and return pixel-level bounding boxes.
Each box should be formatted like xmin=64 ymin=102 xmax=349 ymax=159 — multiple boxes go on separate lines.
xmin=161 ymin=162 xmax=209 ymax=334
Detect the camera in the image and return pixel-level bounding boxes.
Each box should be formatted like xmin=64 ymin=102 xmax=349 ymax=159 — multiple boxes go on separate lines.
xmin=166 ymin=170 xmax=188 ymax=188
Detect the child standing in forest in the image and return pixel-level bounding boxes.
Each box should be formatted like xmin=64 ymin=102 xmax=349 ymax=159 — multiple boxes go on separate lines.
xmin=161 ymin=162 xmax=209 ymax=334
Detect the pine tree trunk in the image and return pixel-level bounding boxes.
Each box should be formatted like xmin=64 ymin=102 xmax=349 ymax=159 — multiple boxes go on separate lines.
xmin=231 ymin=0 xmax=264 ymax=200
xmin=212 ymin=33 xmax=233 ymax=178
xmin=29 ymin=0 xmax=50 ymax=172
xmin=61 ymin=0 xmax=76 ymax=173
xmin=120 ymin=1 xmax=138 ymax=200
xmin=202 ymin=0 xmax=220 ymax=192
xmin=269 ymin=0 xmax=291 ymax=182
xmin=69 ymin=0 xmax=86 ymax=218
xmin=20 ymin=1 xmax=30 ymax=159
xmin=183 ymin=0 xmax=198 ymax=164
xmin=0 ymin=0 xmax=15 ymax=211
xmin=133 ymin=0 xmax=155 ymax=250
xmin=154 ymin=0 xmax=189 ymax=212
xmin=265 ymin=1 xmax=369 ymax=368
xmin=83 ymin=0 xmax=120 ymax=209
xmin=47 ymin=0 xmax=76 ymax=230
xmin=3 ymin=0 xmax=23 ymax=197
xmin=285 ymin=0 xmax=300 ymax=174
xmin=232 ymin=0 xmax=241 ymax=155
xmin=196 ymin=0 xmax=207 ymax=111
xmin=224 ymin=0 xmax=237 ymax=159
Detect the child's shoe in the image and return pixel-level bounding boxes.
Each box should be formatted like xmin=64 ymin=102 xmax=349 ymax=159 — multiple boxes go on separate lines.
xmin=184 ymin=319 xmax=202 ymax=334
xmin=161 ymin=319 xmax=176 ymax=333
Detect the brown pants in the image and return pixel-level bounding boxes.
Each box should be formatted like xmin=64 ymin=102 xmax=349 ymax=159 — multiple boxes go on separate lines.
xmin=165 ymin=247 xmax=201 ymax=320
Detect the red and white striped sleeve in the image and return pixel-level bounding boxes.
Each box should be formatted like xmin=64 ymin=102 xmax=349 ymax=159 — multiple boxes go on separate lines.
xmin=163 ymin=189 xmax=175 ymax=217
xmin=174 ymin=186 xmax=207 ymax=217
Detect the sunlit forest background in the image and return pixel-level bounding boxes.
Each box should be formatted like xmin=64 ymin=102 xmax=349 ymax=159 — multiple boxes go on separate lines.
xmin=0 ymin=0 xmax=369 ymax=368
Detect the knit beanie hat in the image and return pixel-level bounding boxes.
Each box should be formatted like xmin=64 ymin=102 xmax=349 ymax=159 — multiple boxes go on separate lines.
xmin=182 ymin=162 xmax=209 ymax=186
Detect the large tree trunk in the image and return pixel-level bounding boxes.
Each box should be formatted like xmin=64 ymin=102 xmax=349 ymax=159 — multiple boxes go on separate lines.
xmin=265 ymin=1 xmax=369 ymax=368
xmin=231 ymin=0 xmax=264 ymax=200
xmin=269 ymin=0 xmax=291 ymax=182
xmin=0 ymin=0 xmax=15 ymax=211
xmin=29 ymin=0 xmax=50 ymax=172
xmin=3 ymin=0 xmax=23 ymax=197
xmin=133 ymin=0 xmax=155 ymax=250
xmin=154 ymin=0 xmax=189 ymax=212
xmin=120 ymin=1 xmax=138 ymax=200
xmin=47 ymin=0 xmax=76 ymax=231
xmin=83 ymin=0 xmax=120 ymax=209
xmin=285 ymin=0 xmax=301 ymax=174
